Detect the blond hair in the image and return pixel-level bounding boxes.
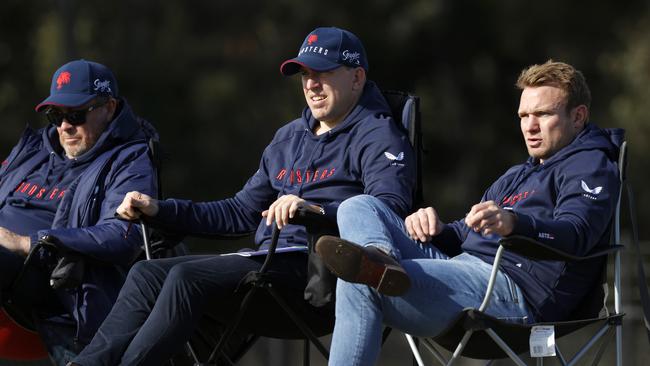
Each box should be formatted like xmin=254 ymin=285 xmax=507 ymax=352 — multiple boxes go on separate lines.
xmin=516 ymin=60 xmax=591 ymax=113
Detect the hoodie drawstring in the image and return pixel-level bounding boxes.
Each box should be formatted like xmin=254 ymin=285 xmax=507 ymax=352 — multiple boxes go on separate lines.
xmin=279 ymin=130 xmax=308 ymax=194
xmin=278 ymin=129 xmax=329 ymax=198
xmin=297 ymin=134 xmax=326 ymax=197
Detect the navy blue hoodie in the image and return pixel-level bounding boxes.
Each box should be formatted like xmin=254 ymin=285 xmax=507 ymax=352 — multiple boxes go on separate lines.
xmin=434 ymin=124 xmax=622 ymax=322
xmin=0 ymin=99 xmax=158 ymax=344
xmin=155 ymin=81 xmax=416 ymax=246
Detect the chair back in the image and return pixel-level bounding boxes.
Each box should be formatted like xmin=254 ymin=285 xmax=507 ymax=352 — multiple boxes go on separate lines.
xmin=381 ymin=90 xmax=423 ymax=206
xmin=569 ymin=139 xmax=627 ymax=321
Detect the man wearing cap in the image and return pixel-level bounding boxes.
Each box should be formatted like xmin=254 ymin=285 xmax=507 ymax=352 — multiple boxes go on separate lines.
xmin=69 ymin=27 xmax=415 ymax=366
xmin=0 ymin=60 xmax=157 ymax=362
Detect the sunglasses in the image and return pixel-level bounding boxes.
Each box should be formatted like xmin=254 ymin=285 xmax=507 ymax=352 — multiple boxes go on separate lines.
xmin=45 ymin=99 xmax=108 ymax=127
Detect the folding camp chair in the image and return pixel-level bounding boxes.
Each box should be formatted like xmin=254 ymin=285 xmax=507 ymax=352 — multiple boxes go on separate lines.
xmin=139 ymin=90 xmax=423 ymax=366
xmin=404 ymin=138 xmax=631 ymax=366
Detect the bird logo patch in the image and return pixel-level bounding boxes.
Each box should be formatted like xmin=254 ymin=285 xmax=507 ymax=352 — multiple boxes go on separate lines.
xmin=384 ymin=151 xmax=405 ymax=167
xmin=581 ymin=180 xmax=603 ymax=200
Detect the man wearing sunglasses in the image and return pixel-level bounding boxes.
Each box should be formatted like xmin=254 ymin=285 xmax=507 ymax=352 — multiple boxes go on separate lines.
xmin=0 ymin=59 xmax=157 ymax=363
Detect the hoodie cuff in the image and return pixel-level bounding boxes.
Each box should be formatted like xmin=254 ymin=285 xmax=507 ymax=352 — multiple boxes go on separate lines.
xmin=321 ymin=202 xmax=340 ymax=223
xmin=152 ymin=199 xmax=178 ymax=225
xmin=509 ymin=211 xmax=536 ymax=238
xmin=30 ymin=232 xmax=44 ymax=251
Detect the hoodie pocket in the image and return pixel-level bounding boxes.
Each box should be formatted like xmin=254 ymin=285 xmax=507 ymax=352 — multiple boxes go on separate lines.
xmin=504 ymin=273 xmax=520 ymax=304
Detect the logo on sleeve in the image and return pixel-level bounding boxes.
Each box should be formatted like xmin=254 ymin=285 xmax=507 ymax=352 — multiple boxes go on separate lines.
xmin=384 ymin=151 xmax=405 ymax=167
xmin=538 ymin=232 xmax=555 ymax=240
xmin=581 ymin=180 xmax=603 ymax=200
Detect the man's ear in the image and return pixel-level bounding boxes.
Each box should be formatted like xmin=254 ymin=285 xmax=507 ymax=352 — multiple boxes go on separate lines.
xmin=572 ymin=104 xmax=588 ymax=130
xmin=352 ymin=67 xmax=366 ymax=91
xmin=105 ymin=98 xmax=118 ymax=121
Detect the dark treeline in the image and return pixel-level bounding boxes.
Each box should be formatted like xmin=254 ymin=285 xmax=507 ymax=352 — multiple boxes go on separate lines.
xmin=1 ymin=0 xmax=649 ymax=250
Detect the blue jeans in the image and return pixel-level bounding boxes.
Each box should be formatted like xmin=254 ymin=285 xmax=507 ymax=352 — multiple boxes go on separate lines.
xmin=329 ymin=195 xmax=535 ymax=366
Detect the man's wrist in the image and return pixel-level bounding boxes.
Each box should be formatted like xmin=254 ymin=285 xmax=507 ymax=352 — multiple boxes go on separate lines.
xmin=18 ymin=235 xmax=31 ymax=256
xmin=0 ymin=227 xmax=31 ymax=256
xmin=504 ymin=210 xmax=517 ymax=236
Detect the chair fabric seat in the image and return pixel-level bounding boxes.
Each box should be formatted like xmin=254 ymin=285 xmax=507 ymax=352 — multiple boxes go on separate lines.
xmin=432 ymin=308 xmax=625 ymax=359
xmin=233 ymin=273 xmax=335 ymax=338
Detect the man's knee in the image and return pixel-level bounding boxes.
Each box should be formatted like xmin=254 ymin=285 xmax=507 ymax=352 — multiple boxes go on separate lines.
xmin=126 ymin=260 xmax=168 ymax=288
xmin=339 ymin=194 xmax=383 ymax=216
xmin=166 ymin=262 xmax=202 ymax=285
xmin=129 ymin=259 xmax=153 ymax=277
xmin=335 ymin=279 xmax=376 ymax=304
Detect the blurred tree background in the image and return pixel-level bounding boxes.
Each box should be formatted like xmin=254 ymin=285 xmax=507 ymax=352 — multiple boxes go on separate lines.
xmin=1 ymin=0 xmax=649 ymax=364
xmin=2 ymin=0 xmax=649 ymax=238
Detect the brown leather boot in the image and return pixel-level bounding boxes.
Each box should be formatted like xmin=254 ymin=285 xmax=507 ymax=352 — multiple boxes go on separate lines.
xmin=315 ymin=235 xmax=411 ymax=296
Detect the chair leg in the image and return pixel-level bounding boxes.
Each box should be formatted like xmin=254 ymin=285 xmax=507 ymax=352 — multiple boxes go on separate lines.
xmin=184 ymin=341 xmax=200 ymax=364
xmin=303 ymin=339 xmax=310 ymax=366
xmin=565 ymin=323 xmax=611 ymax=365
xmin=554 ymin=345 xmax=568 ymax=366
xmin=447 ymin=330 xmax=474 ymax=366
xmin=405 ymin=334 xmax=425 ymax=366
xmin=207 ymin=286 xmax=260 ymax=363
xmin=615 ymin=323 xmax=622 ymax=366
xmin=589 ymin=326 xmax=615 ymax=366
xmin=483 ymin=328 xmax=527 ymax=366
xmin=420 ymin=338 xmax=448 ymax=366
xmin=265 ymin=285 xmax=329 ymax=359
xmin=381 ymin=327 xmax=392 ymax=344
xmin=229 ymin=335 xmax=260 ymax=364
xmin=412 ymin=337 xmax=420 ymax=366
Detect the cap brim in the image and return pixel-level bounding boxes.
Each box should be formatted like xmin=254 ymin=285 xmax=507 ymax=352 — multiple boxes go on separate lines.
xmin=35 ymin=93 xmax=96 ymax=112
xmin=280 ymin=55 xmax=342 ymax=76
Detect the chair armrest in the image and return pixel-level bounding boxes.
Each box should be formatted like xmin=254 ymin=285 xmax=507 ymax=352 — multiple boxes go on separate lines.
xmin=289 ymin=207 xmax=339 ymax=235
xmin=498 ymin=235 xmax=622 ymax=262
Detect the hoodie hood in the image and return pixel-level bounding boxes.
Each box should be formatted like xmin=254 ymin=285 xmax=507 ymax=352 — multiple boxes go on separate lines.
xmin=299 ymin=80 xmax=391 ymax=136
xmin=531 ymin=123 xmax=623 ymax=168
xmin=41 ymin=98 xmax=156 ymax=163
xmin=495 ymin=123 xmax=623 ymax=214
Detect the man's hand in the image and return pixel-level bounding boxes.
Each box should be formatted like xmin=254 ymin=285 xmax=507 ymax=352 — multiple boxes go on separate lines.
xmin=405 ymin=207 xmax=445 ymax=242
xmin=262 ymin=194 xmax=321 ymax=229
xmin=0 ymin=227 xmax=30 ymax=256
xmin=116 ymin=191 xmax=159 ymax=220
xmin=465 ymin=200 xmax=516 ymax=237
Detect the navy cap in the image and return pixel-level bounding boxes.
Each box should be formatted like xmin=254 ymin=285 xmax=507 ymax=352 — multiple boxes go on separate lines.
xmin=35 ymin=59 xmax=119 ymax=112
xmin=280 ymin=27 xmax=368 ymax=76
